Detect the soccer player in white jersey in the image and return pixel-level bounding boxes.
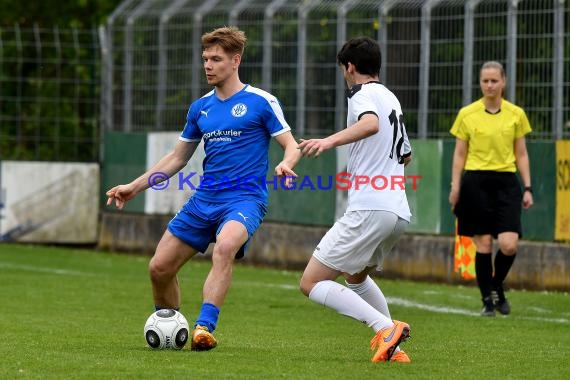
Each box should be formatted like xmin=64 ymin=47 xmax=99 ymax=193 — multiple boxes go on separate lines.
xmin=106 ymin=27 xmax=301 ymax=351
xmin=298 ymin=37 xmax=412 ymax=363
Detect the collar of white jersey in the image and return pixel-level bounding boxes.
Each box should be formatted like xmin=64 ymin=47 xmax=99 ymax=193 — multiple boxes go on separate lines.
xmin=346 ymin=80 xmax=382 ymax=98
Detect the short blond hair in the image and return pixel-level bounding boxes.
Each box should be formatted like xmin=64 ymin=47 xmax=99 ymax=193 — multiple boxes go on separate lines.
xmin=201 ymin=26 xmax=247 ymax=56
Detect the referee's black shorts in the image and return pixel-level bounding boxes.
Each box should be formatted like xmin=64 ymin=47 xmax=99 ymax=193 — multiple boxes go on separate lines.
xmin=454 ymin=170 xmax=523 ymax=238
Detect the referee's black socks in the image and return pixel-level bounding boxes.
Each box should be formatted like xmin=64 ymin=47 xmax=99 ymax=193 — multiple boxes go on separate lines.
xmin=475 ymin=252 xmax=493 ymax=300
xmin=493 ymin=249 xmax=516 ymax=291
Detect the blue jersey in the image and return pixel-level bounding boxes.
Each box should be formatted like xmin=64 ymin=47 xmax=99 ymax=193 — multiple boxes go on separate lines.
xmin=179 ymin=85 xmax=291 ymax=205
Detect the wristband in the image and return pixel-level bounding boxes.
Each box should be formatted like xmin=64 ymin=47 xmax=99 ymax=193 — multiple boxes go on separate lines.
xmin=523 ymin=186 xmax=533 ymax=194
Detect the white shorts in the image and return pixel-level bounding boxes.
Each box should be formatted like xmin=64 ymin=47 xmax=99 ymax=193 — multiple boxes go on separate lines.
xmin=313 ymin=210 xmax=408 ymax=275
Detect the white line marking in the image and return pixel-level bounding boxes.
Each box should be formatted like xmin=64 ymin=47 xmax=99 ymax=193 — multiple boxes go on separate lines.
xmin=0 ymin=262 xmax=97 ymax=276
xmin=238 ymin=280 xmax=297 ymax=290
xmin=2 ymin=263 xmax=567 ymax=325
xmin=388 ymin=296 xmax=480 ymax=317
xmin=237 ymin=279 xmax=569 ymax=324
xmin=387 ymin=297 xmax=569 ymax=324
xmin=387 ymin=297 xmax=568 ymax=324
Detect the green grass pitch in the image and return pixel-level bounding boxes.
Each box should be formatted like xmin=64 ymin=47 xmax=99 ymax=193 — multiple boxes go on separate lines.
xmin=1 ymin=243 xmax=569 ymax=379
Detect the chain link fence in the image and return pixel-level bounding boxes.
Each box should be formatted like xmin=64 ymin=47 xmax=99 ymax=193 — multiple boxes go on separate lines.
xmin=101 ymin=0 xmax=569 ymax=141
xmin=1 ymin=0 xmax=568 ymax=161
xmin=0 ymin=24 xmax=100 ymax=161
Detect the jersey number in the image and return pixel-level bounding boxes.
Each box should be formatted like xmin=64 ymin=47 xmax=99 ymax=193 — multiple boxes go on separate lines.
xmin=388 ymin=109 xmax=406 ymax=164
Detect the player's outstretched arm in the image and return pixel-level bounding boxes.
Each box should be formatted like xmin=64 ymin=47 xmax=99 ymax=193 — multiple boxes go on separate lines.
xmin=274 ymin=131 xmax=301 ymax=188
xmin=106 ymin=140 xmax=199 ymax=210
xmin=298 ymin=114 xmax=378 ymax=158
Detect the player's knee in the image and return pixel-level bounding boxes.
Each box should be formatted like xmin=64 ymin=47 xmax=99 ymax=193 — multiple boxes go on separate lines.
xmin=499 ymin=242 xmax=518 ymax=255
xmin=212 ymin=239 xmax=240 ymax=262
xmin=473 ymin=237 xmax=493 ymax=253
xmin=299 ymin=277 xmax=312 ymax=297
xmin=148 ymin=257 xmax=175 ymax=283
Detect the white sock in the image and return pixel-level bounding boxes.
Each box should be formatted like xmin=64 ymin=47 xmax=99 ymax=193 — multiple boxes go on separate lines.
xmin=346 ymin=276 xmax=391 ymax=318
xmin=309 ymin=280 xmax=392 ymax=332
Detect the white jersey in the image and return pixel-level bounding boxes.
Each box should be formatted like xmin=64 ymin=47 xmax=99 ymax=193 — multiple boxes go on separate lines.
xmin=344 ymin=81 xmax=412 ymax=221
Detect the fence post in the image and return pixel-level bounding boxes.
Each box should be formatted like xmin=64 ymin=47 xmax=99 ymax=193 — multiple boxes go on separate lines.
xmin=191 ymin=0 xmax=221 ymax=101
xmin=156 ymin=0 xmax=191 ymax=131
xmin=506 ymin=0 xmax=518 ymax=103
xmin=101 ymin=0 xmax=136 ymax=135
xmin=463 ymin=0 xmax=482 ymax=106
xmin=378 ymin=1 xmax=396 ymax=88
xmin=418 ymin=0 xmax=442 ymax=139
xmin=262 ymin=0 xmax=288 ymax=92
xmin=229 ymin=0 xmax=253 ymax=26
xmin=336 ymin=0 xmax=359 ymax=132
xmin=14 ymin=24 xmax=22 ymax=157
xmin=297 ymin=0 xmax=321 ymax=137
xmin=553 ymin=0 xmax=564 ymax=139
xmin=54 ymin=26 xmax=62 ymax=159
xmin=33 ymin=23 xmax=42 ymax=159
xmin=123 ymin=0 xmax=153 ymax=133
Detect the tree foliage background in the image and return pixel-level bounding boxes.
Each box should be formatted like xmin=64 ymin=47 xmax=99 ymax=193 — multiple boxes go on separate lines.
xmin=0 ymin=1 xmax=117 ymax=161
xmin=0 ymin=0 xmax=116 ymax=28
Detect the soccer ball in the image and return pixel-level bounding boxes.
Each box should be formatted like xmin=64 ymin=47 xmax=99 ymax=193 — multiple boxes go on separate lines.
xmin=143 ymin=309 xmax=190 ymax=350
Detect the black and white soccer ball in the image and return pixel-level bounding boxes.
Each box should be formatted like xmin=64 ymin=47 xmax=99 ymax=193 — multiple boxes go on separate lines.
xmin=143 ymin=309 xmax=189 ymax=350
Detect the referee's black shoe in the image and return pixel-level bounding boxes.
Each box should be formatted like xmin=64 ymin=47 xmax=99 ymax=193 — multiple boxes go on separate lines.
xmin=480 ymin=297 xmax=496 ymax=317
xmin=492 ymin=287 xmax=511 ymax=315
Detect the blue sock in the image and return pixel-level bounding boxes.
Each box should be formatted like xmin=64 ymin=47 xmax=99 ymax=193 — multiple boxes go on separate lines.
xmin=195 ymin=302 xmax=220 ymax=332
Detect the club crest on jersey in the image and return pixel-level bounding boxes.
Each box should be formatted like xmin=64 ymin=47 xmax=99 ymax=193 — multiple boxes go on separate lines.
xmin=231 ymin=103 xmax=247 ymax=117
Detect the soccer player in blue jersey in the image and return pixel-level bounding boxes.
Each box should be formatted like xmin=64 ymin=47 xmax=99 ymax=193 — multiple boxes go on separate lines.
xmin=106 ymin=26 xmax=300 ymax=351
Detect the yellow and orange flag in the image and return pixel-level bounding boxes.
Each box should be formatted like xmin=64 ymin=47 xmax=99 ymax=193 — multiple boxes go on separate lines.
xmin=454 ymin=220 xmax=476 ymax=280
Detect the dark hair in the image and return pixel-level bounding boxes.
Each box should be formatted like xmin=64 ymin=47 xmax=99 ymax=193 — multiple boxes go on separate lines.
xmin=201 ymin=26 xmax=247 ymax=56
xmin=337 ymin=37 xmax=381 ymax=76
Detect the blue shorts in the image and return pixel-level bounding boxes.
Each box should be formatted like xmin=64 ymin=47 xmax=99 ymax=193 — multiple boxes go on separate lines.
xmin=167 ymin=196 xmax=267 ymax=259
